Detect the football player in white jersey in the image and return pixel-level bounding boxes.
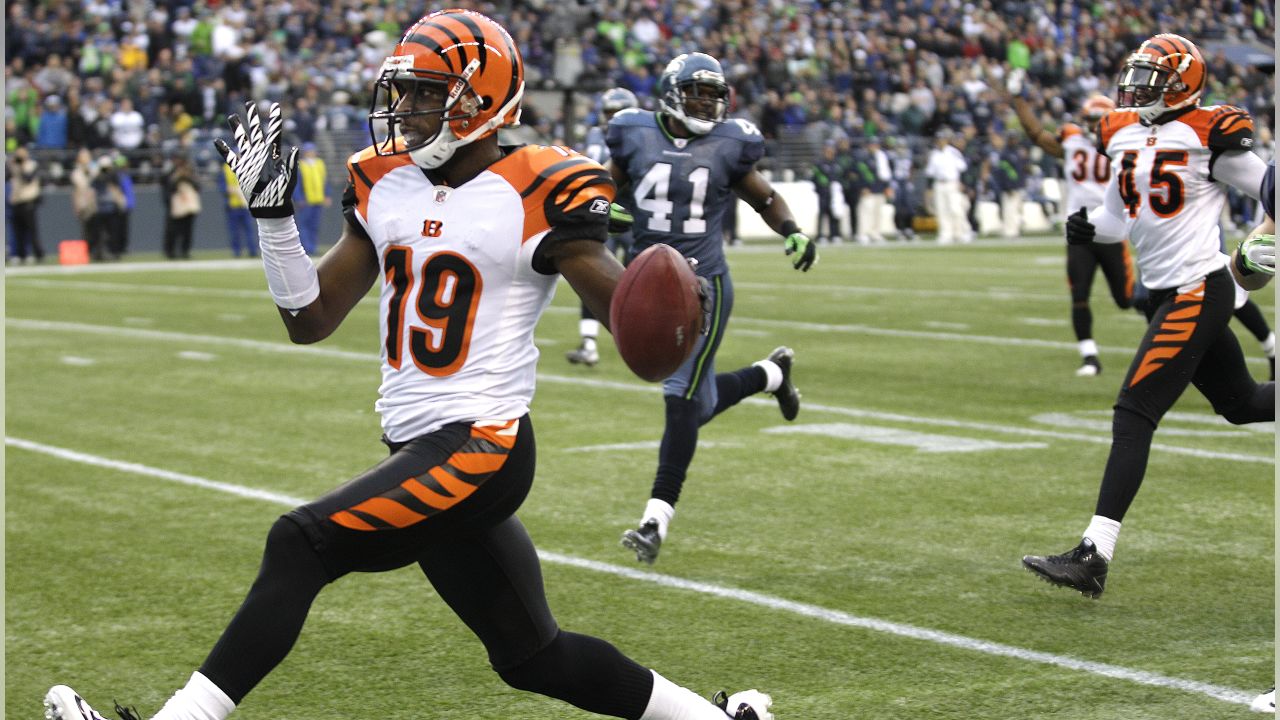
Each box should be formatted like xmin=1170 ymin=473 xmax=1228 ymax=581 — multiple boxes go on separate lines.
xmin=1022 ymin=34 xmax=1274 ymax=599
xmin=1007 ymin=84 xmax=1139 ymax=376
xmin=43 ymin=10 xmax=774 ymax=720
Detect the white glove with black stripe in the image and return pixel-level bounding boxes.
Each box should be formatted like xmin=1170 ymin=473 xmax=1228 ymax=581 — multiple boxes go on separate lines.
xmin=213 ymin=101 xmax=298 ymax=219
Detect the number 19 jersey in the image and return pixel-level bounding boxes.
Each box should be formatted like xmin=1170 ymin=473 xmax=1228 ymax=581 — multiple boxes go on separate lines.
xmin=606 ymin=109 xmax=764 ymax=277
xmin=1098 ymin=105 xmax=1254 ymax=289
xmin=344 ymin=144 xmax=613 ymax=442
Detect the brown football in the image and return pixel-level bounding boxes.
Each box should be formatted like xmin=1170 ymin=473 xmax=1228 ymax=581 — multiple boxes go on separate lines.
xmin=609 ymin=244 xmax=704 ymax=382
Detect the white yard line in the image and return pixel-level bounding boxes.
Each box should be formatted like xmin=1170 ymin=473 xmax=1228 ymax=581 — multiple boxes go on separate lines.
xmin=4 ymin=436 xmax=1256 ymax=708
xmin=8 ymin=318 xmax=1272 ymax=465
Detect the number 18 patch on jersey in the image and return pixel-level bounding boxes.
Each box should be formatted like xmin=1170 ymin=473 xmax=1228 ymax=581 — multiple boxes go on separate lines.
xmin=343 ymin=144 xmax=614 ymax=442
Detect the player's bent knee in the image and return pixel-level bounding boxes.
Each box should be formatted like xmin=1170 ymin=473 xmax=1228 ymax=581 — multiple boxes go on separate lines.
xmin=1217 ymin=392 xmax=1274 ymax=425
xmin=262 ymin=514 xmax=326 ymax=574
xmin=664 ymin=394 xmax=705 ymax=426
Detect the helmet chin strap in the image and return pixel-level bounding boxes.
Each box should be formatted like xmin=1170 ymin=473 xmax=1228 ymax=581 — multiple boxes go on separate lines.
xmin=410 ymin=125 xmax=461 ymax=169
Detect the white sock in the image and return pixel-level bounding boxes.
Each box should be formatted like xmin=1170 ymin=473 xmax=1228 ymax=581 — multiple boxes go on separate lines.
xmin=580 ymin=318 xmax=600 ymax=345
xmin=1078 ymin=339 xmax=1099 ymax=358
xmin=1263 ymin=332 xmax=1275 ymax=358
xmin=753 ymin=359 xmax=783 ymax=393
xmin=1083 ymin=515 xmax=1122 ymax=562
xmin=150 ymin=672 xmax=236 ymax=720
xmin=639 ymin=671 xmax=728 ymax=720
xmin=643 ymin=498 xmax=676 ymax=541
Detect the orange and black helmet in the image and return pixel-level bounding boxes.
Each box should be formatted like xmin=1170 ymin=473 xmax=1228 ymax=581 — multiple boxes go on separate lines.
xmin=369 ymin=9 xmax=524 ymax=168
xmin=1116 ymin=33 xmax=1206 ymax=125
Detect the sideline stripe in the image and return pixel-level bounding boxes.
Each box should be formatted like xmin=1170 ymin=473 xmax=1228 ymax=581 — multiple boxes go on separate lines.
xmin=7 ymin=318 xmax=1272 ymax=465
xmin=9 ymin=281 xmax=1267 ymax=367
xmin=4 ymin=436 xmax=1255 ymax=707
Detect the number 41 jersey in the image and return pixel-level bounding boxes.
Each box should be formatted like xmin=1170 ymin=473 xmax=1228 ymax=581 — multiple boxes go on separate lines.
xmin=344 ymin=144 xmax=613 ymax=442
xmin=1098 ymin=105 xmax=1254 ymax=289
xmin=606 ymin=109 xmax=764 ymax=277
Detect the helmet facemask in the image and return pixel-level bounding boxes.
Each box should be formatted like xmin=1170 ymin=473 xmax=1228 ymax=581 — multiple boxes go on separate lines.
xmin=1116 ymin=55 xmax=1196 ymax=125
xmin=662 ymin=79 xmax=728 ymax=136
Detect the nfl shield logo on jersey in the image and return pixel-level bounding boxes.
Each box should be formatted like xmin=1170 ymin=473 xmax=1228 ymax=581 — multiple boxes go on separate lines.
xmin=434 ymin=188 xmax=452 ymax=204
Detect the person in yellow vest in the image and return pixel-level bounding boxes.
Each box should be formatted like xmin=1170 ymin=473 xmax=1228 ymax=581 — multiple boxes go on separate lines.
xmin=294 ymin=142 xmax=327 ymax=254
xmin=219 ymin=163 xmax=258 ymax=257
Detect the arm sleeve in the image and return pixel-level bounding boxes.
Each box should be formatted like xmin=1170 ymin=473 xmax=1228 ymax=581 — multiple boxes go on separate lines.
xmin=1087 ymin=175 xmax=1128 ymax=244
xmin=340 ymin=180 xmax=373 ymax=242
xmin=1210 ymin=150 xmax=1267 ymax=199
xmin=731 ymin=137 xmax=766 ymax=184
xmin=530 ymin=166 xmax=615 ymax=275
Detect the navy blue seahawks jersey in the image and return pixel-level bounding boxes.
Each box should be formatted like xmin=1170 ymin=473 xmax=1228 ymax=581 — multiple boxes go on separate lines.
xmin=583 ymin=125 xmax=610 ymax=166
xmin=1262 ymin=161 xmax=1274 ymax=220
xmin=607 ymin=109 xmax=764 ymax=277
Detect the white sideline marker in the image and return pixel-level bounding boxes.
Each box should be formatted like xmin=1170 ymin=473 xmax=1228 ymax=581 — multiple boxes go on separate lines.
xmin=4 ymin=436 xmax=1258 ymax=708
xmin=7 ymin=318 xmax=1273 ymax=466
xmin=763 ymin=423 xmax=1046 ymax=453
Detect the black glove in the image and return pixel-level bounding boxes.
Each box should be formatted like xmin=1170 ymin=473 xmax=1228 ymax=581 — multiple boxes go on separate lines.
xmin=1065 ymin=207 xmax=1095 ymax=246
xmin=784 ymin=231 xmax=817 ymax=271
xmin=213 ymin=101 xmax=298 ymax=219
xmin=608 ymin=203 xmax=634 ymax=234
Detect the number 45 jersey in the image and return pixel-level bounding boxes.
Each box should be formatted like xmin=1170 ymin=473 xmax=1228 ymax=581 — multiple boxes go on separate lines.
xmin=343 ymin=144 xmax=613 ymax=442
xmin=606 ymin=109 xmax=764 ymax=277
xmin=1097 ymin=105 xmax=1254 ymax=289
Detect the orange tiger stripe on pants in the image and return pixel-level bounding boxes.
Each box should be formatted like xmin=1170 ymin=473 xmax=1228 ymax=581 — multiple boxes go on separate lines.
xmin=1129 ymin=281 xmax=1204 ymax=387
xmin=330 ymin=419 xmax=519 ymax=531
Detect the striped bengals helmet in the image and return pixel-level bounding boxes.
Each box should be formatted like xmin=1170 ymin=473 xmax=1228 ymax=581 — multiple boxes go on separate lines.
xmin=369 ymin=9 xmax=524 ymax=169
xmin=1116 ymin=33 xmax=1206 ymax=125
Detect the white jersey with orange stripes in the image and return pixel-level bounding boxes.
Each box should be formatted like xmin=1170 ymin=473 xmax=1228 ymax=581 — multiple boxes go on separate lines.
xmin=343 ymin=144 xmax=614 ymax=442
xmin=1095 ymin=105 xmax=1257 ymax=289
xmin=1059 ymin=123 xmax=1110 ymax=216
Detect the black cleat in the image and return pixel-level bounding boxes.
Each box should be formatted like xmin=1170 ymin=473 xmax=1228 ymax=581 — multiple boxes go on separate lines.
xmin=713 ymin=689 xmax=774 ymax=719
xmin=1075 ymin=355 xmax=1102 ymax=377
xmin=1022 ymin=538 xmax=1109 ymax=598
xmin=566 ymin=343 xmax=600 ymax=367
xmin=620 ymin=519 xmax=662 ymax=564
xmin=766 ymin=346 xmax=800 ymax=421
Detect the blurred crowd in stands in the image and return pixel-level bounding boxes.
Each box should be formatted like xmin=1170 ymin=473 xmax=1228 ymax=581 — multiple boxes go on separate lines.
xmin=4 ymin=0 xmax=1275 ymax=253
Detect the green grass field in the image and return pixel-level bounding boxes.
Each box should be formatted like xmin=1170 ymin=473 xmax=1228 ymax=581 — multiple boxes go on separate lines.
xmin=6 ymin=238 xmax=1274 ymax=719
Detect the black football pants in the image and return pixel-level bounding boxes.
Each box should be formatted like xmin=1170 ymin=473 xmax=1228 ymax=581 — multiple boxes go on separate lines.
xmin=1067 ymin=240 xmax=1136 ymax=342
xmin=200 ymin=416 xmax=653 ymax=718
xmin=1094 ymin=268 xmax=1274 ymax=521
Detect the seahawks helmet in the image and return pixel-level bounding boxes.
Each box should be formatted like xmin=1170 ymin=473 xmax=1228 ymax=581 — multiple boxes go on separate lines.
xmin=600 ymin=87 xmax=639 ymax=115
xmin=657 ymin=52 xmax=728 ymax=136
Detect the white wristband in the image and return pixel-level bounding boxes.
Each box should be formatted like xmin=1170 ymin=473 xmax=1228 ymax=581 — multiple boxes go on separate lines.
xmin=256 ymin=217 xmax=320 ymax=311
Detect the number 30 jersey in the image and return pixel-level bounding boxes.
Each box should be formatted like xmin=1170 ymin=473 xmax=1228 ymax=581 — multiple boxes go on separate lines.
xmin=1059 ymin=123 xmax=1110 ymax=216
xmin=1097 ymin=105 xmax=1254 ymax=289
xmin=343 ymin=144 xmax=613 ymax=442
xmin=606 ymin=109 xmax=764 ymax=277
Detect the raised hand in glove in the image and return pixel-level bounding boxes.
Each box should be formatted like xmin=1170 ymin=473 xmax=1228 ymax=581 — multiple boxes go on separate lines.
xmin=1065 ymin=207 xmax=1096 ymax=246
xmin=213 ymin=101 xmax=298 ymax=219
xmin=1237 ymin=234 xmax=1276 ymax=276
xmin=608 ymin=203 xmax=634 ymax=234
xmin=784 ymin=231 xmax=817 ymax=271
